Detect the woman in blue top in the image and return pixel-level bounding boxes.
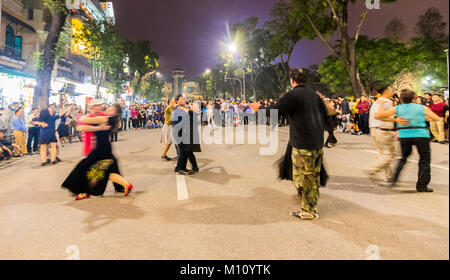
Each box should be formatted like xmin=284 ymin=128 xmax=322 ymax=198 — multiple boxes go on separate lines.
xmin=12 ymin=107 xmax=27 ymax=156
xmin=376 ymin=89 xmax=441 ymax=192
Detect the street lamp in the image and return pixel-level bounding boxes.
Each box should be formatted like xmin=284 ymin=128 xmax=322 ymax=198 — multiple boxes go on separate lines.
xmin=228 ymin=44 xmax=237 ymax=53
xmin=205 ymin=69 xmax=211 ymax=74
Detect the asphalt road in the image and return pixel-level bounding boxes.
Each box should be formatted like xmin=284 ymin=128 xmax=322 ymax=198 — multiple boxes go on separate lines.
xmin=0 ymin=127 xmax=448 ymax=260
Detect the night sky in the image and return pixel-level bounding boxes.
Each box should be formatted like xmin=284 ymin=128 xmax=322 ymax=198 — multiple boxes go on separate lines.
xmin=111 ymin=0 xmax=449 ymax=79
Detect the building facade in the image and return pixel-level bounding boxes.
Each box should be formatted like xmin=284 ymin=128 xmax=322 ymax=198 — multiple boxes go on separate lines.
xmin=0 ymin=0 xmax=117 ymax=109
xmin=0 ymin=0 xmax=44 ymax=108
xmin=172 ymin=68 xmax=185 ymax=96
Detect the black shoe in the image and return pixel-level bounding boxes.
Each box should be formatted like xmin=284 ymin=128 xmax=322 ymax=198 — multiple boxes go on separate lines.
xmin=41 ymin=162 xmax=48 ymax=167
xmin=51 ymin=161 xmax=58 ymax=165
xmin=55 ymin=157 xmax=62 ymax=162
xmin=46 ymin=159 xmax=51 ymax=164
xmin=161 ymin=155 xmax=172 ymax=161
xmin=175 ymin=169 xmax=187 ymax=175
xmin=188 ymin=168 xmax=199 ymax=175
xmin=417 ymin=188 xmax=433 ymax=193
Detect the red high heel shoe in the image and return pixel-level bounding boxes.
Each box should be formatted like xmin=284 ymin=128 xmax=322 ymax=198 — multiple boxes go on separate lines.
xmin=125 ymin=184 xmax=133 ymax=197
xmin=74 ymin=193 xmax=90 ymax=201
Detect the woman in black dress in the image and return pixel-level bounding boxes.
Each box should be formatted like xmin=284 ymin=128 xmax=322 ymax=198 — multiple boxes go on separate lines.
xmin=61 ymin=104 xmax=133 ymax=200
xmin=57 ymin=107 xmax=70 ymax=147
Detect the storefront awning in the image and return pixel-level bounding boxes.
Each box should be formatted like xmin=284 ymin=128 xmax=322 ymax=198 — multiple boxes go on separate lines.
xmin=1 ymin=11 xmax=37 ymax=33
xmin=0 ymin=65 xmax=35 ymax=79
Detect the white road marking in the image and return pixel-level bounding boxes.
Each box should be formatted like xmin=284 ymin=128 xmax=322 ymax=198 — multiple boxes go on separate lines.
xmin=364 ymin=150 xmax=449 ymax=171
xmin=176 ymin=174 xmax=189 ymax=200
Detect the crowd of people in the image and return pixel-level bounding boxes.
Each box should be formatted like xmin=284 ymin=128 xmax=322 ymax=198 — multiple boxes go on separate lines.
xmin=1 ymin=67 xmax=449 ymax=221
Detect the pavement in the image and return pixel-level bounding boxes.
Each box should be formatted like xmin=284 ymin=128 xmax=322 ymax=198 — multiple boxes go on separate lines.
xmin=0 ymin=127 xmax=448 ymax=260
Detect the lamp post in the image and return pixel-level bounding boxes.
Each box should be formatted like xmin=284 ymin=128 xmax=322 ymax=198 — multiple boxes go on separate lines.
xmin=226 ymin=43 xmax=245 ymax=99
xmin=445 ymin=49 xmax=449 ymax=99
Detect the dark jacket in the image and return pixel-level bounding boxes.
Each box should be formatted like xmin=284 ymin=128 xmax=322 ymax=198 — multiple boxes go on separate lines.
xmin=172 ymin=108 xmax=201 ymax=153
xmin=270 ymin=85 xmax=327 ymax=150
xmin=341 ymin=99 xmax=351 ymax=115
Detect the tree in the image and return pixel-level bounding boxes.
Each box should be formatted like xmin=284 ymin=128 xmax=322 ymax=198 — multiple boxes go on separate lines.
xmin=318 ymin=55 xmax=352 ymax=95
xmin=264 ymin=0 xmax=303 ymax=95
xmin=356 ymin=36 xmax=414 ymax=93
xmin=72 ymin=19 xmax=128 ymax=98
xmin=384 ymin=17 xmax=406 ymax=42
xmin=127 ymin=40 xmax=159 ymax=99
xmin=415 ymin=7 xmax=447 ymax=41
xmin=411 ymin=7 xmax=448 ymax=89
xmin=318 ymin=36 xmax=415 ymax=95
xmin=33 ymin=0 xmax=69 ymax=109
xmin=230 ymin=17 xmax=273 ymax=100
xmin=291 ymin=0 xmax=398 ymax=96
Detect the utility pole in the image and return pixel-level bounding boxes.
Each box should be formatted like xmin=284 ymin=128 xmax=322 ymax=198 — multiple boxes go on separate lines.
xmin=445 ymin=49 xmax=449 ymax=99
xmin=242 ymin=67 xmax=246 ymax=100
xmin=225 ymin=73 xmax=243 ymax=99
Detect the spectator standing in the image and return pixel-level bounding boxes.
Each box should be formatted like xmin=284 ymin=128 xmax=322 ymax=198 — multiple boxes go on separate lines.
xmin=356 ymin=96 xmax=370 ymax=135
xmin=12 ymin=107 xmax=27 ymax=156
xmin=428 ymin=94 xmax=446 ymax=144
xmin=27 ymin=107 xmax=40 ymax=154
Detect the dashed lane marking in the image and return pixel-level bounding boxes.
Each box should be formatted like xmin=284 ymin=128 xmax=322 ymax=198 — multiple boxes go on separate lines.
xmin=176 ymin=174 xmax=189 ymax=200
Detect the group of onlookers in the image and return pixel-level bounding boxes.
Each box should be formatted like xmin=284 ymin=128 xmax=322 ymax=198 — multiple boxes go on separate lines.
xmin=0 ymin=103 xmax=83 ymax=163
xmin=120 ymin=102 xmax=166 ymax=131
xmin=326 ymin=93 xmax=449 ymax=144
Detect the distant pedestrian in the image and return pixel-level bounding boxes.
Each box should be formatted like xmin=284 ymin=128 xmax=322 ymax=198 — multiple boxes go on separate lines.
xmin=27 ymin=107 xmax=40 ymax=154
xmin=12 ymin=107 xmax=27 ymax=156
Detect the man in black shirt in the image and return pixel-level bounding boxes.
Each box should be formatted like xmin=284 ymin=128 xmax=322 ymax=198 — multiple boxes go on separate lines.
xmin=271 ymin=68 xmax=327 ymax=220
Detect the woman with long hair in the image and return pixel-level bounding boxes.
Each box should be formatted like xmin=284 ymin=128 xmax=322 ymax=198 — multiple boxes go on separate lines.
xmin=62 ymin=104 xmax=133 ymax=200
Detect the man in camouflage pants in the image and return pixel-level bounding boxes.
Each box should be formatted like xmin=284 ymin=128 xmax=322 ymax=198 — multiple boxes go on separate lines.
xmin=292 ymin=148 xmax=323 ymax=219
xmin=271 ymin=68 xmax=327 ymax=220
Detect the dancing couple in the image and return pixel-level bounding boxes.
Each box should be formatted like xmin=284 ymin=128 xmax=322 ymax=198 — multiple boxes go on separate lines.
xmin=61 ymin=103 xmax=133 ymax=201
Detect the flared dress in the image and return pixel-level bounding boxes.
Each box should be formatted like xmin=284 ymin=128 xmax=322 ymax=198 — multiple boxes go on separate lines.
xmin=61 ymin=117 xmax=124 ymax=196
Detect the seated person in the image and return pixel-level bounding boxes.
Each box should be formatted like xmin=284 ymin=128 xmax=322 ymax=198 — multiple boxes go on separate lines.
xmin=0 ymin=130 xmax=17 ymax=160
xmin=154 ymin=119 xmax=162 ymax=128
xmin=146 ymin=119 xmax=154 ymax=129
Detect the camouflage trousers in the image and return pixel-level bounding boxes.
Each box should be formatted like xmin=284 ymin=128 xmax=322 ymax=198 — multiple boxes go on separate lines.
xmin=291 ymin=147 xmax=323 ymax=214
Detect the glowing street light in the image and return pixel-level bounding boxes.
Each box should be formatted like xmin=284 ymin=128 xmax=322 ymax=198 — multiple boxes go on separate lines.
xmin=228 ymin=43 xmax=237 ymax=53
xmin=205 ymin=69 xmax=211 ymax=74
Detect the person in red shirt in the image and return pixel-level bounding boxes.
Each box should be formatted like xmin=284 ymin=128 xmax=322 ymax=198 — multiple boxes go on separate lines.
xmin=428 ymin=94 xmax=446 ymax=143
xmin=356 ymin=96 xmax=370 ymax=135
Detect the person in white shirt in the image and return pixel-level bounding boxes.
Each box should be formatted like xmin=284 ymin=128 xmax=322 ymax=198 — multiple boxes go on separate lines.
xmin=366 ymin=84 xmax=408 ymax=184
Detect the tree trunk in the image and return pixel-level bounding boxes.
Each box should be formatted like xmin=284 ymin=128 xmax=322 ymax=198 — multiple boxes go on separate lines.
xmin=33 ymin=11 xmax=67 ymax=110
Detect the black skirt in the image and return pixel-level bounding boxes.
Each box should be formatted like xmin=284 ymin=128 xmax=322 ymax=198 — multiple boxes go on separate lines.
xmin=61 ymin=153 xmax=123 ymax=196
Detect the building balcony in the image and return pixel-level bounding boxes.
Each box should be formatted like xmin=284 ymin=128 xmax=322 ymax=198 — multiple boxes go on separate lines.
xmin=0 ymin=44 xmax=26 ymax=69
xmin=3 ymin=0 xmax=25 ymax=16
